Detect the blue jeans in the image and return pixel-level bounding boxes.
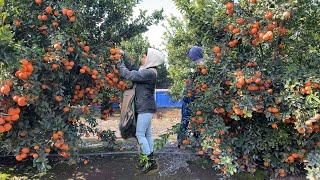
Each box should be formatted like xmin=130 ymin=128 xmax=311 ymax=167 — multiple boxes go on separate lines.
xmin=136 ymin=113 xmax=154 ymax=155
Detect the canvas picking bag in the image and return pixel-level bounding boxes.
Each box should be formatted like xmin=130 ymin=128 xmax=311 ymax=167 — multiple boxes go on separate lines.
xmin=119 ymin=85 xmax=137 ymax=139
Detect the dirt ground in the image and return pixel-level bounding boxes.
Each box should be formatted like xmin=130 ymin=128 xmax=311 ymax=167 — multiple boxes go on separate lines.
xmin=43 ymin=155 xmax=219 ymax=180
xmin=84 ymin=108 xmax=181 ymax=142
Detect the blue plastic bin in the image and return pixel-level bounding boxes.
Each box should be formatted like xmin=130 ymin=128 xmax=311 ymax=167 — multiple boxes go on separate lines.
xmin=155 ymin=89 xmax=182 ymax=108
xmin=94 ymin=89 xmax=182 ymax=109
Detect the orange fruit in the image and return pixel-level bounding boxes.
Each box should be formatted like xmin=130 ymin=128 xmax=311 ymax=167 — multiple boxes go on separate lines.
xmin=267 ymin=89 xmax=273 ymax=94
xmin=214 ymin=158 xmax=220 ymax=164
xmin=232 ymin=28 xmax=241 ymax=34
xmin=61 ymin=144 xmax=70 ymax=151
xmin=83 ymin=46 xmax=90 ymax=52
xmin=11 ymin=114 xmax=20 ymax=121
xmin=272 ymin=107 xmax=279 ymax=113
xmin=237 ymin=77 xmax=245 ymax=85
xmin=291 ymin=153 xmax=299 ymax=159
xmin=17 ymin=97 xmax=27 ymax=106
xmin=254 ymin=78 xmax=262 ymax=84
xmin=92 ymin=69 xmax=99 ymax=75
xmin=271 ymin=123 xmax=278 ymax=129
xmin=110 ymin=48 xmax=117 ymax=55
xmin=226 ymin=2 xmax=234 ymax=10
xmin=54 ymin=10 xmax=59 ymax=16
xmin=32 ymin=153 xmax=39 ymax=159
xmin=59 ymin=151 xmax=70 ymax=158
xmin=66 ymin=9 xmax=74 ymax=17
xmin=20 ymin=153 xmax=27 ymax=159
xmin=278 ymin=43 xmax=285 ymax=49
xmin=41 ymin=15 xmax=48 ymax=21
xmin=196 ymin=110 xmax=202 ymax=116
xmin=212 ymin=46 xmax=221 ymax=53
xmin=62 ymin=8 xmax=68 ymax=15
xmin=247 ymin=85 xmax=259 ymax=91
xmin=227 ymin=24 xmax=235 ymax=31
xmin=226 ymin=9 xmax=233 ymax=15
xmin=214 ymin=138 xmax=221 ymax=144
xmin=55 ymin=96 xmax=63 ymax=102
xmin=14 ymin=19 xmax=22 ymax=27
xmin=106 ymin=73 xmax=115 ymax=79
xmin=21 ymin=147 xmax=30 ymax=154
xmin=45 ymin=6 xmax=53 ymax=14
xmin=279 ymin=169 xmax=286 ymax=177
xmin=67 ymin=47 xmax=74 ymax=53
xmin=264 ymin=12 xmax=273 ymax=20
xmin=52 ymin=21 xmax=59 ymax=27
xmin=0 ymin=85 xmax=10 ymax=95
xmin=182 ymin=139 xmax=190 ymax=145
xmin=267 ymin=22 xmax=277 ymax=31
xmin=252 ymin=22 xmax=260 ymax=29
xmin=234 ymin=70 xmax=244 ymax=77
xmin=233 ymin=107 xmax=243 ymax=116
xmin=283 ymin=11 xmax=291 ymax=20
xmin=236 ymin=18 xmax=245 ymax=25
xmin=255 ymin=71 xmax=262 ymax=77
xmin=57 ymin=131 xmax=64 ymax=137
xmin=118 ymin=81 xmax=125 ymax=86
xmin=34 ymin=146 xmax=40 ymax=150
xmin=305 ymin=81 xmax=312 ymax=87
xmin=197 ymin=150 xmax=204 ymax=156
xmin=53 ymin=43 xmax=62 ymax=50
xmin=35 ymin=0 xmax=42 ymax=5
xmin=15 ymin=155 xmax=23 ymax=161
xmin=80 ymin=68 xmax=86 ymax=73
xmin=4 ymin=123 xmax=13 ymax=131
xmin=18 ymin=72 xmax=28 ymax=80
xmin=213 ymin=150 xmax=221 ymax=156
xmin=45 ymin=148 xmax=51 ymax=153
xmin=201 ymin=68 xmax=208 ymax=75
xmin=228 ymin=40 xmax=238 ymax=48
xmin=4 ymin=80 xmax=13 ymax=87
xmin=279 ymin=27 xmax=288 ymax=35
xmin=0 ymin=118 xmax=5 ymax=125
xmin=63 ymin=107 xmax=70 ymax=113
xmin=251 ymin=28 xmax=258 ymax=34
xmin=298 ymin=127 xmax=306 ymax=134
xmin=0 ymin=126 xmax=5 ymax=133
xmin=263 ymin=31 xmax=273 ymax=41
xmin=69 ymin=16 xmax=76 ymax=23
xmin=198 ymin=117 xmax=205 ymax=124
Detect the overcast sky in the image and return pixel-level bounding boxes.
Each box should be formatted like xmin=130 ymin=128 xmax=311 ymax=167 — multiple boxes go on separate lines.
xmin=133 ymin=0 xmax=182 ymax=49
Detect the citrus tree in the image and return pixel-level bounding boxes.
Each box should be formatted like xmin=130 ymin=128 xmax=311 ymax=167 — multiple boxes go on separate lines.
xmin=0 ymin=0 xmax=163 ymax=171
xmin=164 ymin=17 xmax=196 ymax=98
xmin=169 ymin=0 xmax=319 ymax=178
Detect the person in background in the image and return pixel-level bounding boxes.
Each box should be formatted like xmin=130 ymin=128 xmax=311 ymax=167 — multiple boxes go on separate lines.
xmin=177 ymin=46 xmax=204 ymax=148
xmin=118 ymin=48 xmax=165 ymax=174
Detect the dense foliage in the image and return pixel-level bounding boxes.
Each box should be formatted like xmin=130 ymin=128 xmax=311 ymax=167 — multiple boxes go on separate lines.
xmin=168 ymin=0 xmax=319 ymax=178
xmin=0 ymin=0 xmax=162 ymax=171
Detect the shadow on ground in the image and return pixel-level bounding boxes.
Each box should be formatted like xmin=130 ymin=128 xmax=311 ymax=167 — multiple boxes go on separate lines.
xmin=42 ymin=155 xmax=219 ymax=180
